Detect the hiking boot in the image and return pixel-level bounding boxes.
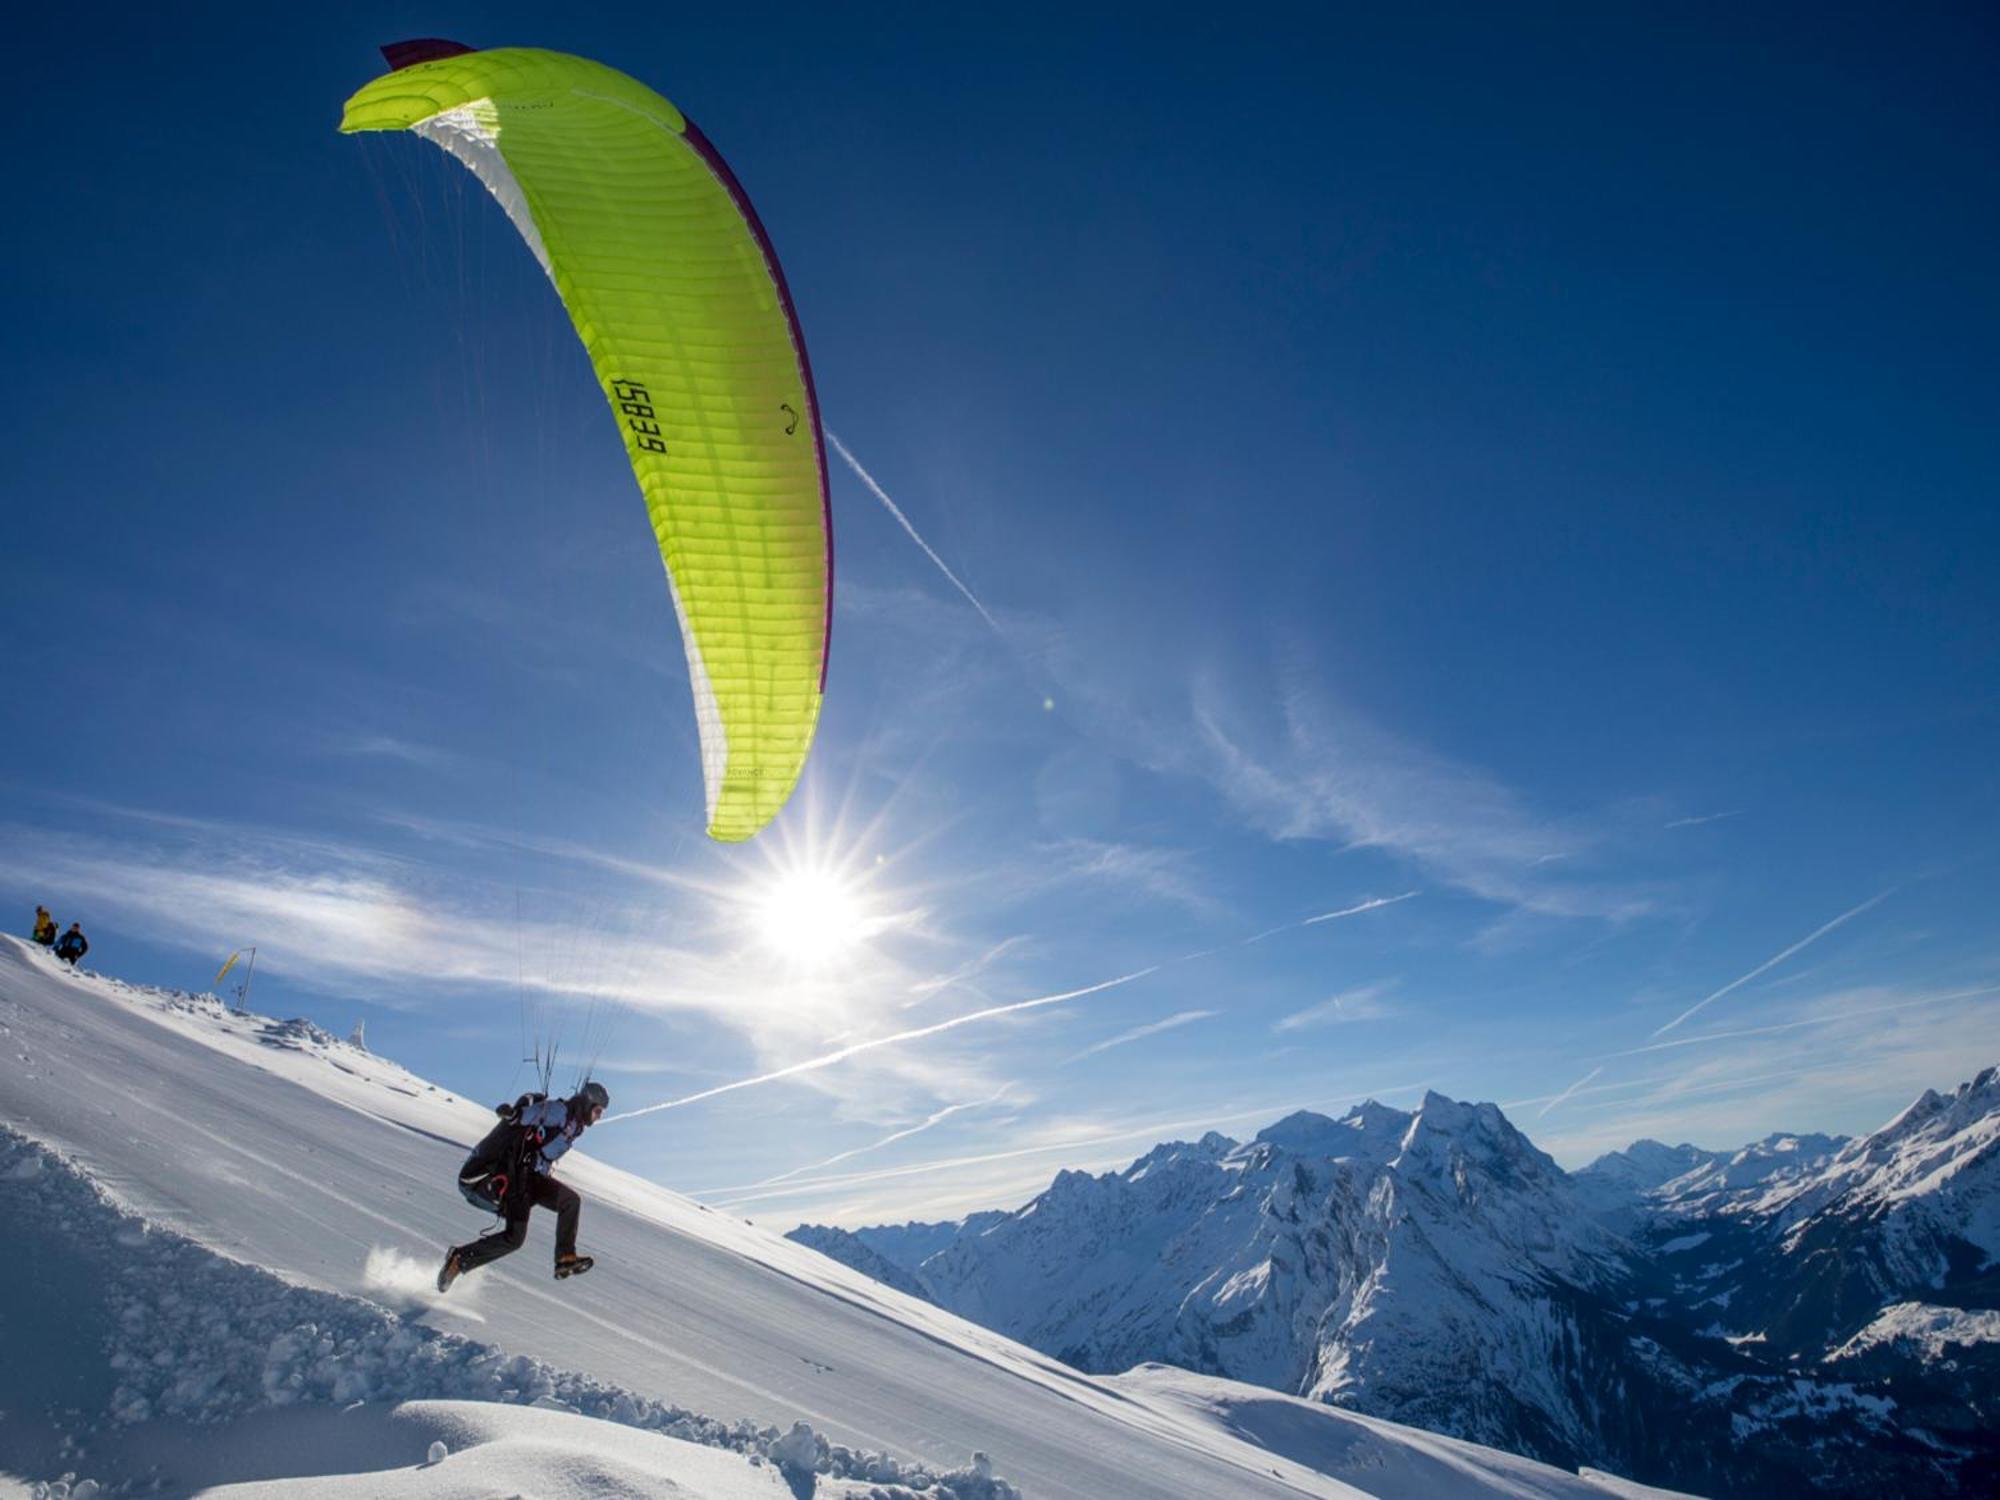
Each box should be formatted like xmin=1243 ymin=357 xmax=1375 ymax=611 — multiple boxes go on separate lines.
xmin=554 ymin=1250 xmax=594 ymax=1280
xmin=436 ymin=1246 xmax=465 ymax=1294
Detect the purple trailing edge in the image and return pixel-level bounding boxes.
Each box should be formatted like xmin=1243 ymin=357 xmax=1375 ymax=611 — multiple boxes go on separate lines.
xmin=679 ymin=117 xmax=836 ymax=695
xmin=380 ymin=38 xmax=476 ymax=71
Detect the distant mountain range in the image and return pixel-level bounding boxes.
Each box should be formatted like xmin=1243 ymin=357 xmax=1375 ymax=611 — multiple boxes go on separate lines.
xmin=790 ymin=1067 xmax=2000 ymax=1498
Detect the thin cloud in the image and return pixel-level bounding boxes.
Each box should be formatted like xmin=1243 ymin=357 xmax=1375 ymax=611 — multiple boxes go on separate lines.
xmin=374 ymin=810 xmax=690 ymax=890
xmin=331 ymin=734 xmax=462 ymax=770
xmin=1610 ymin=983 xmax=2000 ymax=1060
xmin=1274 ymin=982 xmax=1398 ymax=1033
xmin=1065 ymin=1009 xmax=1218 ymax=1064
xmin=1042 ymin=839 xmax=1221 ymax=918
xmin=903 ymin=935 xmax=1031 ymax=1009
xmin=1189 ymin=677 xmax=1654 ymax=922
xmin=1651 ymin=889 xmax=1897 ymax=1037
xmin=1664 ymin=810 xmax=1743 ymax=830
xmin=1525 ymin=1061 xmax=1843 ymax=1132
xmin=0 ymin=821 xmax=923 ymax=1043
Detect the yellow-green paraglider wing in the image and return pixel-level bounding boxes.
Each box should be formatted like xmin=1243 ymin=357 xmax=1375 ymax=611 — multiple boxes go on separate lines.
xmin=341 ymin=43 xmax=830 ymax=842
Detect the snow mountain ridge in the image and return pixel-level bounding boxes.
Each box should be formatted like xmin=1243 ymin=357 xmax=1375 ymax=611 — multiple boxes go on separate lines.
xmin=796 ymin=1071 xmax=2000 ymax=1498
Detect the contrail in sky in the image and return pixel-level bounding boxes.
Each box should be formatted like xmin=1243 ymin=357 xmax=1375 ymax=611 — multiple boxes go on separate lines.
xmin=1537 ymin=1065 xmax=1604 ymax=1119
xmin=603 ymin=886 xmax=1413 ymax=1127
xmin=748 ymin=1085 xmax=1015 ymax=1189
xmin=1611 ymin=983 xmax=2000 ymax=1060
xmin=1304 ymin=891 xmax=1420 ymax=926
xmin=602 ymin=967 xmax=1159 ymax=1124
xmin=1241 ymin=891 xmax=1419 ymax=945
xmin=827 ymin=429 xmax=1002 ymax=632
xmin=1651 ymin=889 xmax=1896 ymax=1037
xmin=1064 ymin=1009 xmax=1218 ymax=1064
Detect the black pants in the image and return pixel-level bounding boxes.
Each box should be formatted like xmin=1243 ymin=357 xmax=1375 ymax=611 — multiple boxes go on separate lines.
xmin=454 ymin=1174 xmax=580 ymax=1273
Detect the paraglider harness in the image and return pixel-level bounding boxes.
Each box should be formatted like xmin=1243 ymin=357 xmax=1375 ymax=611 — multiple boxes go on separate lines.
xmin=457 ymin=1092 xmax=553 ymax=1217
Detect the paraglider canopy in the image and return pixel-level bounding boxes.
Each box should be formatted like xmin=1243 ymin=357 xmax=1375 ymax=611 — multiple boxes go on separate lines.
xmin=342 ymin=42 xmax=832 ymax=842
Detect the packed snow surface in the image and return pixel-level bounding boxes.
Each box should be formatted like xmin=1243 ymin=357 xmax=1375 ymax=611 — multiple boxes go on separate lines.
xmin=0 ymin=937 xmax=1674 ymax=1498
xmin=1108 ymin=1366 xmax=1700 ymax=1500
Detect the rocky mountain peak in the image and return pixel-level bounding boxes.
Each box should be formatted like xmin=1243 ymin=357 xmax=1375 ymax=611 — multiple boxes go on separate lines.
xmin=1578 ymin=1138 xmax=1719 ymax=1192
xmin=1252 ymin=1102 xmax=1408 ymax=1161
xmin=1397 ymin=1090 xmax=1558 ymax=1185
xmin=1126 ymin=1134 xmax=1238 ymax=1181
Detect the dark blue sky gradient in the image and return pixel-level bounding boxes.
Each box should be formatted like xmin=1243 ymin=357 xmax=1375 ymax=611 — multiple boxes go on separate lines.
xmin=3 ymin=4 xmax=1996 ymax=1220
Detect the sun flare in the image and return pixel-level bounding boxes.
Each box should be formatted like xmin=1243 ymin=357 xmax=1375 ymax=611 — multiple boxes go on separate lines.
xmin=754 ymin=867 xmax=872 ymax=964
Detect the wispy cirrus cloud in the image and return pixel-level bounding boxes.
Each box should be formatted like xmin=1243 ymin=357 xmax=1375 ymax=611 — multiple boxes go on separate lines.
xmin=1184 ymin=673 xmax=1658 ymax=923
xmin=1274 ymin=981 xmax=1398 ymax=1033
xmin=1040 ymin=838 xmax=1222 ymax=917
xmin=1527 ymin=979 xmax=2000 ymax=1164
xmin=327 ymin=733 xmax=464 ymax=770
xmin=1064 ymin=1008 xmax=1218 ymax=1064
xmin=1015 ymin=597 xmax=1641 ymax=925
xmin=1664 ymin=810 xmax=1743 ymax=830
xmin=903 ymin=935 xmax=1031 ymax=1010
xmin=0 ymin=817 xmax=922 ymax=1043
xmin=1607 ymin=983 xmax=2000 ymax=1061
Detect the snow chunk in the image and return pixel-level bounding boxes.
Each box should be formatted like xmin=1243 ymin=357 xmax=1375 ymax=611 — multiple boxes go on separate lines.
xmin=769 ymin=1418 xmax=820 ymax=1473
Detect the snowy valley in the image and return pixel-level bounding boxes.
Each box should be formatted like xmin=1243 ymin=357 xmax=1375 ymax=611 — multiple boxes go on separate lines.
xmin=0 ymin=936 xmax=1694 ymax=1499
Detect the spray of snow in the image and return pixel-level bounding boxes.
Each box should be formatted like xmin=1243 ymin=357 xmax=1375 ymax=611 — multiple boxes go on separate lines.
xmin=365 ymin=1245 xmax=486 ymax=1322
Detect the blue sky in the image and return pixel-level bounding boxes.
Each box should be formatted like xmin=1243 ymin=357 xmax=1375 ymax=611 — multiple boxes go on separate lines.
xmin=4 ymin=4 xmax=1996 ymax=1228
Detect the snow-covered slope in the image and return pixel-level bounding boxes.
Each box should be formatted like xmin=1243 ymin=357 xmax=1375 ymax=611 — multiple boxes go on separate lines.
xmin=1105 ymin=1367 xmax=1704 ymax=1500
xmin=1573 ymin=1134 xmax=1849 ymax=1227
xmin=1765 ymin=1071 xmax=2000 ymax=1246
xmin=0 ymin=937 xmax=1667 ymax=1499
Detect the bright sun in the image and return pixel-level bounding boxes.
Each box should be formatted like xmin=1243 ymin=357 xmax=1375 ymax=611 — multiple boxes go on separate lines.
xmin=754 ymin=867 xmax=871 ymax=963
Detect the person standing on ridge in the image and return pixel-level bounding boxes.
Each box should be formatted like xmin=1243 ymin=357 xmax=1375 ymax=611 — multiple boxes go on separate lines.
xmin=31 ymin=907 xmax=55 ymax=947
xmin=437 ymin=1080 xmax=608 ymax=1291
xmin=53 ymin=923 xmax=88 ymax=966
